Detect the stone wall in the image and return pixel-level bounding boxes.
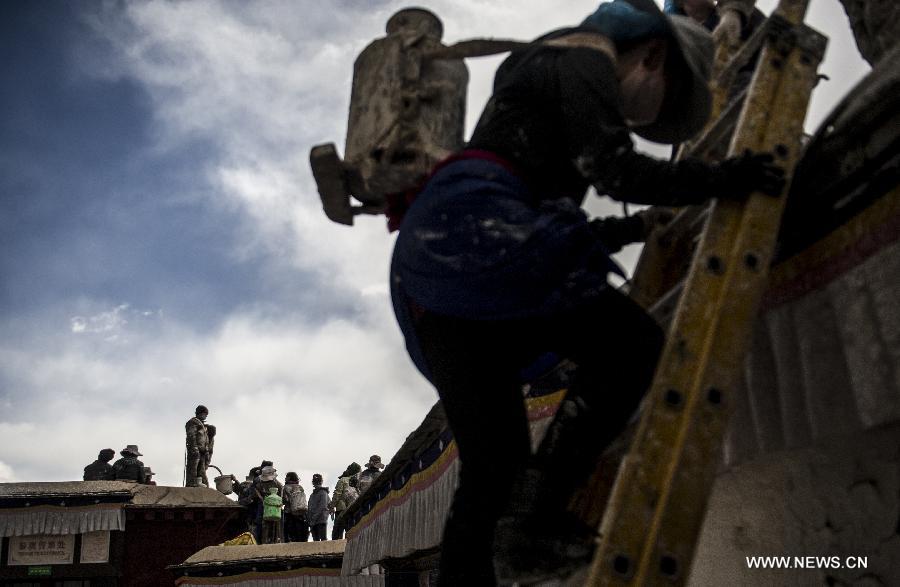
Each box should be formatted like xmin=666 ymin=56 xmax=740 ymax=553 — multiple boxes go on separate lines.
xmin=689 ymin=423 xmax=900 ymax=586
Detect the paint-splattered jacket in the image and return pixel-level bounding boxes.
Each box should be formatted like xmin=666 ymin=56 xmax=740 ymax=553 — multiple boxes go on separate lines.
xmin=391 ymin=28 xmax=729 ymax=378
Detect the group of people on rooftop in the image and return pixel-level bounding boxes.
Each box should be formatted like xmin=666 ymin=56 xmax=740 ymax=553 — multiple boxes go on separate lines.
xmin=81 ymin=440 xmax=387 ymax=548
xmin=235 ymin=455 xmax=386 ymax=545
xmin=82 ymin=445 xmax=156 ymax=485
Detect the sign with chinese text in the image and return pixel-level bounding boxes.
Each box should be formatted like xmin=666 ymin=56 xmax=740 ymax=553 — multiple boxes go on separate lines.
xmin=28 ymin=565 xmax=52 ymax=576
xmin=8 ymin=534 xmax=75 ymax=566
xmin=80 ymin=530 xmax=110 ymax=563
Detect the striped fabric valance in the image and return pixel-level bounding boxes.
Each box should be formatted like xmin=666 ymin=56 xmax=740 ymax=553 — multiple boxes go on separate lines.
xmin=342 ymin=386 xmax=566 ymax=574
xmin=0 ymin=503 xmax=124 ymax=537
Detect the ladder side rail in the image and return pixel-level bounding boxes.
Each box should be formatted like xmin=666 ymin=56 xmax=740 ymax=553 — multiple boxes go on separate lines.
xmin=588 ymin=39 xmax=784 ymax=582
xmin=585 ymin=1 xmax=826 ymax=583
xmin=629 ymin=12 xmax=777 ymax=309
xmin=630 ymin=23 xmax=828 ymax=585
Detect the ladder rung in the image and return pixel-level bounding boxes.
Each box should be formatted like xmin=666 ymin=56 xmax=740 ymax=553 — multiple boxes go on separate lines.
xmin=683 ymin=86 xmax=749 ymax=160
xmin=652 ymin=205 xmax=708 ymax=253
xmin=714 ymin=16 xmax=771 ymax=88
xmin=647 ymin=280 xmax=684 ymax=326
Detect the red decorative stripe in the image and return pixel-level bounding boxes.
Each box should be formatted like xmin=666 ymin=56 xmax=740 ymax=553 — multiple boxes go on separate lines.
xmin=763 ymin=198 xmax=900 ymax=310
xmin=346 ymin=441 xmax=459 ymax=539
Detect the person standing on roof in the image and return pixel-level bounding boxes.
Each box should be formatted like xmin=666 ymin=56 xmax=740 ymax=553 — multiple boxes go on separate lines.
xmin=83 ymin=448 xmax=116 ymax=481
xmin=244 ymin=459 xmax=276 ymax=541
xmin=113 ymin=445 xmax=146 ymax=483
xmin=253 ymin=465 xmax=284 ymax=543
xmin=256 ymin=466 xmax=284 ymax=544
xmin=389 ymin=0 xmax=784 ymax=584
xmin=307 ymin=474 xmax=330 ymax=542
xmin=356 ymin=455 xmax=384 ymax=496
xmin=329 ymin=462 xmax=362 ymax=539
xmin=283 ymin=471 xmax=310 ymax=542
xmin=185 ymin=405 xmax=211 ymax=487
xmin=237 ymin=468 xmax=259 ymax=532
xmin=142 ymin=467 xmax=157 ymax=486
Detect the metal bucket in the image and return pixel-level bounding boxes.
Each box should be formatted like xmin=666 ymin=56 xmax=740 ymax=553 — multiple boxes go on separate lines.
xmin=214 ymin=475 xmax=234 ymax=495
xmin=208 ymin=465 xmax=233 ymax=495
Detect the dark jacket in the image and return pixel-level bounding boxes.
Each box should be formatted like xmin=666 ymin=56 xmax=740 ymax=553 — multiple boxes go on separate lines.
xmin=112 ymin=456 xmax=146 ymax=483
xmin=185 ymin=417 xmax=209 ymax=454
xmin=357 ymin=468 xmax=382 ymax=496
xmin=84 ymin=460 xmax=116 ymax=481
xmin=83 ymin=460 xmax=115 ymax=481
xmin=307 ymin=486 xmax=330 ymax=526
xmin=466 ymin=27 xmax=731 ymax=208
xmin=391 ymin=31 xmax=728 ymax=379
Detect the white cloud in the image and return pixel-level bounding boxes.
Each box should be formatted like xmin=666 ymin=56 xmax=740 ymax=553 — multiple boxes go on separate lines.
xmin=71 ymin=304 xmax=130 ymax=334
xmin=0 ymin=0 xmax=871 ymax=491
xmin=0 ymin=461 xmax=17 ymax=483
xmin=1 ymin=301 xmax=430 ymax=487
xmin=67 ymin=304 xmax=164 ymax=351
xmin=88 ymin=0 xmax=868 ymax=290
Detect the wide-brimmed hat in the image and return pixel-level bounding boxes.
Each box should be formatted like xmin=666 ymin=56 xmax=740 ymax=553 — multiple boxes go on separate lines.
xmin=366 ymin=455 xmax=385 ymax=469
xmin=260 ymin=466 xmax=277 ymax=482
xmin=122 ymin=444 xmax=143 ymax=456
xmin=582 ymin=0 xmax=713 ymax=144
xmin=143 ymin=467 xmax=155 ymax=476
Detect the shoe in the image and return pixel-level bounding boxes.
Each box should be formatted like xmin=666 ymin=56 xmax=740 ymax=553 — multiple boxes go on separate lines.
xmin=493 ymin=511 xmax=597 ymax=585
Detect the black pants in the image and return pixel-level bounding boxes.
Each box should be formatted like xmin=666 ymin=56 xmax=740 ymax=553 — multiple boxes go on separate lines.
xmin=284 ymin=513 xmax=310 ymax=542
xmin=261 ymin=519 xmax=281 ymax=544
xmin=311 ymin=523 xmax=328 ymax=541
xmin=414 ymin=286 xmax=663 ymax=586
xmin=332 ymin=516 xmax=347 ymax=540
xmin=185 ymin=450 xmax=207 ymax=487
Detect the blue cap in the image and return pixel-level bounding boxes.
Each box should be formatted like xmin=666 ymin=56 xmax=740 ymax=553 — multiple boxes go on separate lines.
xmin=580 ymin=0 xmax=715 ymax=143
xmin=582 ymin=0 xmax=668 ymax=44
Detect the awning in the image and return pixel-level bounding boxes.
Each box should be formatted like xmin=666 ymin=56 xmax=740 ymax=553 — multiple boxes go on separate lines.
xmin=341 ymin=388 xmax=564 ymax=574
xmin=0 ymin=503 xmax=124 ymax=537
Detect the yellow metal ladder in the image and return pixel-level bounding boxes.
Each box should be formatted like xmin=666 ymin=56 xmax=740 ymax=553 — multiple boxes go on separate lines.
xmin=585 ymin=1 xmax=827 ymax=584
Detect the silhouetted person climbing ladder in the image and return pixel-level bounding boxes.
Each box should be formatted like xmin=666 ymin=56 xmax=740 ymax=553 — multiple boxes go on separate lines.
xmin=388 ymin=0 xmax=784 ymax=584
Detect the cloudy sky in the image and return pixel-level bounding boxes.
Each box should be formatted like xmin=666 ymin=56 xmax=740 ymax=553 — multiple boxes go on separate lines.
xmin=0 ymin=0 xmax=868 ymax=490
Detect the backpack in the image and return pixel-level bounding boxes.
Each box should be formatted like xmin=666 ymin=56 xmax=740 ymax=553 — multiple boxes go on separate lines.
xmin=286 ymin=485 xmax=307 ymax=515
xmin=263 ymin=488 xmax=283 ymax=521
